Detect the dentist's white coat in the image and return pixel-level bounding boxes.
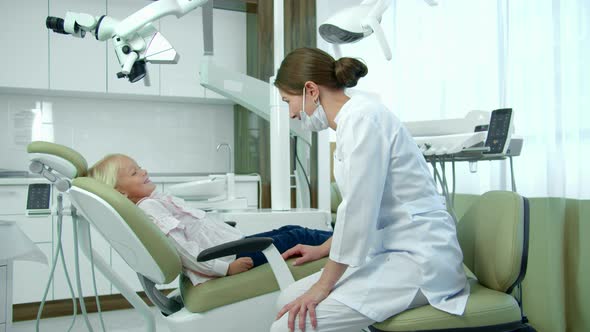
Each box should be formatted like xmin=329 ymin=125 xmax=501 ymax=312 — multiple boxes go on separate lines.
xmin=325 ymin=95 xmax=469 ymax=322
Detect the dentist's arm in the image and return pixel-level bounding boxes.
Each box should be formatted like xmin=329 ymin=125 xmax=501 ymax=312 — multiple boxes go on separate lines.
xmin=276 ymin=258 xmax=347 ymax=332
xmin=281 ymin=237 xmax=332 ymax=265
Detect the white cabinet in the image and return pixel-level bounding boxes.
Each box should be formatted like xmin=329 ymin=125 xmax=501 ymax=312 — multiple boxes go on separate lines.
xmin=0 ymin=264 xmax=6 ymax=326
xmin=49 ymin=0 xmax=107 ymax=92
xmin=0 ymin=186 xmax=28 ymax=215
xmin=203 ymin=9 xmax=247 ymax=100
xmin=159 ymin=8 xmax=248 ymax=100
xmin=0 ymin=184 xmax=53 ymax=305
xmin=12 ymin=215 xmax=52 ymax=243
xmin=106 ymin=0 xmax=160 ymax=95
xmin=0 ymin=0 xmax=49 ymax=89
xmin=160 ymin=8 xmax=206 ymax=98
xmin=12 ymin=243 xmax=52 ymax=304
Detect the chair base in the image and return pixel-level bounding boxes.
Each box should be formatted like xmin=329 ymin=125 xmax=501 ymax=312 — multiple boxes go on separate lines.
xmin=369 ymin=320 xmax=536 ymax=332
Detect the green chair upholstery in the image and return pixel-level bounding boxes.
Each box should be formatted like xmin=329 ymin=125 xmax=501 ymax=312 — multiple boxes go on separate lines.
xmin=371 ymin=191 xmax=531 ymax=332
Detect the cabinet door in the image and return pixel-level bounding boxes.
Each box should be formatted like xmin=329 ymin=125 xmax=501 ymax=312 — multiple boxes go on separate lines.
xmin=49 ymin=0 xmax=107 ymax=92
xmin=12 ymin=243 xmax=52 ymax=304
xmin=203 ymin=9 xmax=247 ymax=100
xmin=0 ymin=265 xmax=6 ymax=324
xmin=106 ymin=0 xmax=160 ymax=95
xmin=12 ymin=214 xmax=52 ymax=243
xmin=235 ymin=181 xmax=259 ymax=208
xmin=0 ymin=186 xmax=28 ymax=215
xmin=0 ymin=0 xmax=49 ymax=89
xmin=160 ymin=8 xmax=205 ymax=98
xmin=52 ymin=216 xmax=111 ymax=300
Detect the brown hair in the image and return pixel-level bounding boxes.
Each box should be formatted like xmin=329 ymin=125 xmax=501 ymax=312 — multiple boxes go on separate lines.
xmin=274 ymin=47 xmax=368 ymax=94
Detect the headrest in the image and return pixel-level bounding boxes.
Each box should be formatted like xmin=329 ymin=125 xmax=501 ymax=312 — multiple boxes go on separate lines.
xmin=72 ymin=177 xmax=181 ymax=284
xmin=27 ymin=141 xmax=88 ymax=178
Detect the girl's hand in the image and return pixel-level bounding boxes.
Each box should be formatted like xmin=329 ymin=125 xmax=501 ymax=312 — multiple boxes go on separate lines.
xmin=227 ymin=257 xmax=254 ymax=275
xmin=275 ymin=283 xmax=331 ymax=332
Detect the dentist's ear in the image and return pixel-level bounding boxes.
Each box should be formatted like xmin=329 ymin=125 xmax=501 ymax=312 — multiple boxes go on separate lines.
xmin=304 ymin=81 xmax=320 ymax=100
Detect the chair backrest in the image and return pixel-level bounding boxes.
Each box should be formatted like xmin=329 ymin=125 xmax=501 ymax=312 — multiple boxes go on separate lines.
xmin=457 ymin=191 xmax=529 ymax=293
xmin=71 ymin=177 xmax=182 ymax=284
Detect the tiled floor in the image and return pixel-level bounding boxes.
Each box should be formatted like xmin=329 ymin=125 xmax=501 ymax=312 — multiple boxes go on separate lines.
xmin=11 ymin=307 xmax=171 ymax=332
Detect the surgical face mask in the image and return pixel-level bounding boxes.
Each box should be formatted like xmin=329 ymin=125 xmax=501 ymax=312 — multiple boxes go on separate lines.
xmin=300 ymin=87 xmax=329 ymax=131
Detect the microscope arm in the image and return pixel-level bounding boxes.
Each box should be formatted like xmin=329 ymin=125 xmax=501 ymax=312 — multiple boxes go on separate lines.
xmin=47 ymin=0 xmax=210 ymax=83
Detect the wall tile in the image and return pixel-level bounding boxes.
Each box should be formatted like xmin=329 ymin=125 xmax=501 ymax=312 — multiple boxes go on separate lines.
xmin=0 ymin=93 xmax=235 ymax=174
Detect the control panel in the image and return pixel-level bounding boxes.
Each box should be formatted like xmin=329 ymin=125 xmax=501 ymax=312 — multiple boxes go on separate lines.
xmin=483 ymin=108 xmax=513 ymax=155
xmin=26 ymin=183 xmax=52 ymax=216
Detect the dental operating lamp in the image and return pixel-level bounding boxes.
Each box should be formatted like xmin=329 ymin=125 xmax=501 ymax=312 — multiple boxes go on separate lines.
xmin=46 ymin=0 xmax=209 ymax=83
xmin=319 ymin=0 xmax=438 ymax=60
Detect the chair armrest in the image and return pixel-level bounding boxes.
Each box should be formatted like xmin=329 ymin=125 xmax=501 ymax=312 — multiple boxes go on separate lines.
xmin=197 ymin=237 xmax=296 ymax=290
xmin=197 ymin=237 xmax=273 ymax=262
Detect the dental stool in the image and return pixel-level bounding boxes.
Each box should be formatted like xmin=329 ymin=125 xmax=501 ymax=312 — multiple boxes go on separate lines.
xmin=370 ymin=191 xmax=534 ymax=332
xmin=27 ymin=141 xmax=327 ymax=332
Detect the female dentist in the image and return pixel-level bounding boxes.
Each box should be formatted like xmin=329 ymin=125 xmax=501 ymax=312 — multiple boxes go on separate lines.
xmin=271 ymin=47 xmax=470 ymax=332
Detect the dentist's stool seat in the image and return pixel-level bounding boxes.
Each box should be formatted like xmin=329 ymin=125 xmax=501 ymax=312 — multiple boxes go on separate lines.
xmin=371 ymin=191 xmax=532 ymax=332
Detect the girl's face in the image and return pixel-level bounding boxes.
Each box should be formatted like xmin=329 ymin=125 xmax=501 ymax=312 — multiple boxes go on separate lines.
xmin=115 ymin=156 xmax=156 ymax=203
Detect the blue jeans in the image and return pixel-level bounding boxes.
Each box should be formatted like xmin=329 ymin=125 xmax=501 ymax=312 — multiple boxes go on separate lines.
xmin=236 ymin=225 xmax=333 ymax=267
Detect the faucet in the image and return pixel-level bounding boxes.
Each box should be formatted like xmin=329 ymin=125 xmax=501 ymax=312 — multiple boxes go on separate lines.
xmin=216 ymin=143 xmax=235 ymax=199
xmin=216 ymin=143 xmax=232 ymax=173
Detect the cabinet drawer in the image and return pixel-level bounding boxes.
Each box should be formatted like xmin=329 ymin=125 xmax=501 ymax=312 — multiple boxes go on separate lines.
xmin=0 ymin=186 xmax=28 ymax=215
xmin=11 ymin=214 xmax=52 ymax=243
xmin=13 ymin=243 xmax=52 ymax=304
xmin=0 ymin=265 xmax=6 ymax=324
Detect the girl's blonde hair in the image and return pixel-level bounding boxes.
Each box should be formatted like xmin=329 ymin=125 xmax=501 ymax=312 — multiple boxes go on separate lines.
xmin=88 ymin=154 xmax=128 ymax=188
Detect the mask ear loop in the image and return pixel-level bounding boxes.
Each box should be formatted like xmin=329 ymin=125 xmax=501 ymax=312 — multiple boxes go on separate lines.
xmin=302 ymin=86 xmax=306 ymax=114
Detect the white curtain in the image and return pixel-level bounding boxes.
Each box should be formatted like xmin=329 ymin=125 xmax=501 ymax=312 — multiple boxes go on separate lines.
xmin=319 ymin=0 xmax=590 ymax=199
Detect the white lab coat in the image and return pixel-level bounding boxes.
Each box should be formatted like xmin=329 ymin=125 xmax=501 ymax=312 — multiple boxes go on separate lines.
xmin=327 ymin=95 xmax=469 ymax=322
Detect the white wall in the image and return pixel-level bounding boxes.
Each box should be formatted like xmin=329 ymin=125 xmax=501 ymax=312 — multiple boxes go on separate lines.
xmin=0 ymin=93 xmax=235 ymax=174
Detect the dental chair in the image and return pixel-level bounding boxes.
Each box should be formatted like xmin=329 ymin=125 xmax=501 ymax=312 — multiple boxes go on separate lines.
xmin=27 ymin=141 xmax=328 ymax=332
xmin=370 ymin=191 xmax=533 ymax=332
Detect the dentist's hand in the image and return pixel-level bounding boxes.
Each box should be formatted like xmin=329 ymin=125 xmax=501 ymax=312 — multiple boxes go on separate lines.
xmin=276 ymin=282 xmax=331 ymax=332
xmin=282 ymin=237 xmax=332 ymax=266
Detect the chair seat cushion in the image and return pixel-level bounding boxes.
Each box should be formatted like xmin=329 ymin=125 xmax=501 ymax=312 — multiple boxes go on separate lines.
xmin=181 ymin=257 xmax=327 ymax=313
xmin=372 ymin=279 xmax=522 ymax=331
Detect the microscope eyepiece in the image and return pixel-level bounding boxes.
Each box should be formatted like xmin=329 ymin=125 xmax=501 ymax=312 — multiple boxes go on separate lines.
xmin=46 ymin=16 xmax=68 ymax=34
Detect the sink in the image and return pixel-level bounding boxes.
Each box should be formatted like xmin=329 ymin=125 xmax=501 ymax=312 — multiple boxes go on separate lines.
xmin=166 ymin=178 xmax=225 ymax=200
